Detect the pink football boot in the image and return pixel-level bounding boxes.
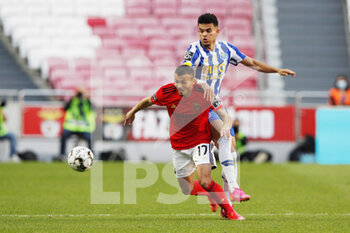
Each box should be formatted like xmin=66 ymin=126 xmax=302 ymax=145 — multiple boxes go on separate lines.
xmin=230 ymin=188 xmax=250 ymax=202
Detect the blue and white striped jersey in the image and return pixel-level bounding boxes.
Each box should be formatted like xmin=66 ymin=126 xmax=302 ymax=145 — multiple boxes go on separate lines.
xmin=183 ymin=40 xmax=246 ymax=95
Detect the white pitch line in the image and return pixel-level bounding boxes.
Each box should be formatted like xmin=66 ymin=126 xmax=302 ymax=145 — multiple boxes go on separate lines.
xmin=0 ymin=213 xmax=350 ymax=218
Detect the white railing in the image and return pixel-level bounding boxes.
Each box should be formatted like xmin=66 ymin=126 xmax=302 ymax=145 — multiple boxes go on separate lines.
xmin=13 ymin=88 xmax=330 ymax=141
xmin=10 ymin=88 xmax=328 ymax=105
xmin=2 ymin=88 xmax=331 ymax=141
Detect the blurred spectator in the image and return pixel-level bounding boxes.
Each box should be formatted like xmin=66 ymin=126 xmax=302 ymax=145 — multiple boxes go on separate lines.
xmin=329 ymin=75 xmax=350 ymax=106
xmin=233 ymin=118 xmax=248 ymax=156
xmin=0 ymin=100 xmax=20 ymax=162
xmin=56 ymin=88 xmax=96 ymax=160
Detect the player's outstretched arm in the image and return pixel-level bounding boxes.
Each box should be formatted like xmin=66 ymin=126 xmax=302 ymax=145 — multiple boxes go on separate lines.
xmin=124 ymin=97 xmax=154 ymax=125
xmin=241 ymin=56 xmax=296 ymax=77
xmin=215 ymin=108 xmax=233 ymax=139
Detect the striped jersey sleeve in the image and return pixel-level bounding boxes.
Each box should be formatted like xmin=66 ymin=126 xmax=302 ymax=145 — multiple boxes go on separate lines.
xmin=225 ymin=42 xmax=246 ymax=66
xmin=183 ymin=42 xmax=200 ymax=67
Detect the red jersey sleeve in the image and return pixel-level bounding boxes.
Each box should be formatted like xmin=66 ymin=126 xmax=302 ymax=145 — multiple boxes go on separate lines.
xmin=150 ymin=83 xmax=176 ymax=106
xmin=150 ymin=87 xmax=165 ymax=106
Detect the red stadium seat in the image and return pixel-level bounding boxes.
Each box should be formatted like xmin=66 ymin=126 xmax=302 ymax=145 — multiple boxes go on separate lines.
xmin=107 ymin=17 xmax=135 ymax=29
xmin=153 ymin=0 xmax=178 ymax=16
xmin=155 ymin=67 xmax=174 ymax=83
xmin=168 ymin=27 xmax=193 ymax=39
xmin=224 ymin=18 xmax=251 ymax=32
xmin=104 ymin=67 xmax=128 ymax=78
xmin=227 ymin=28 xmax=251 ymax=38
xmin=46 ymin=57 xmax=69 ymax=75
xmin=153 ymin=0 xmax=177 ymax=5
xmin=50 ymin=69 xmax=86 ymax=87
xmin=148 ymin=48 xmax=174 ymax=60
xmin=149 ymin=38 xmax=176 ymax=50
xmin=161 ymin=17 xmax=192 ymax=29
xmin=125 ymin=55 xmax=153 ymax=67
xmin=116 ymin=27 xmax=141 ymax=38
xmin=153 ymin=6 xmax=177 ymax=16
xmin=133 ymin=17 xmax=160 ymax=27
xmin=122 ymin=47 xmax=147 ymax=57
xmin=98 ymin=57 xmax=126 ymax=69
xmin=129 ymin=67 xmax=153 ymax=81
xmin=126 ymin=3 xmax=151 ymax=16
xmin=125 ymin=38 xmax=149 ymax=50
xmin=92 ymin=26 xmax=116 ymax=38
xmin=179 ymin=4 xmax=202 ymax=17
xmin=227 ymin=0 xmax=253 ymax=10
xmin=101 ymin=37 xmax=125 ymax=51
xmin=152 ymin=56 xmax=178 ymax=67
xmin=87 ymin=17 xmax=107 ymax=27
xmin=10 ymin=0 xmax=255 ymax=105
xmin=179 ymin=0 xmax=201 ymax=7
xmin=103 ymin=68 xmax=129 ymax=88
xmin=228 ymin=8 xmax=253 ymax=21
xmin=74 ymin=58 xmax=92 ymax=72
xmin=141 ymin=26 xmax=167 ymax=39
xmin=95 ymin=48 xmax=120 ymax=58
xmin=201 ymin=2 xmax=227 ymax=18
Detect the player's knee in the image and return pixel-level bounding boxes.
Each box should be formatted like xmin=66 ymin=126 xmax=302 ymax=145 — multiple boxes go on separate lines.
xmin=198 ymin=178 xmax=211 ymax=189
xmin=180 ymin=186 xmax=192 ymax=195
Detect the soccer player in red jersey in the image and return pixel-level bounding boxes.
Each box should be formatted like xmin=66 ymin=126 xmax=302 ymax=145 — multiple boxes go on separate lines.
xmin=124 ymin=65 xmax=244 ymax=220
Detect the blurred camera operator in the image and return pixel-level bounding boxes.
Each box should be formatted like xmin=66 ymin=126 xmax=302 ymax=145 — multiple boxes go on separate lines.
xmin=0 ymin=100 xmax=20 ymax=162
xmin=233 ymin=118 xmax=248 ymax=157
xmin=55 ymin=88 xmax=96 ymax=161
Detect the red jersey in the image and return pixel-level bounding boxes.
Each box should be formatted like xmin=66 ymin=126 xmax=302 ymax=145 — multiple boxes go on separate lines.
xmin=151 ymin=83 xmax=223 ymax=150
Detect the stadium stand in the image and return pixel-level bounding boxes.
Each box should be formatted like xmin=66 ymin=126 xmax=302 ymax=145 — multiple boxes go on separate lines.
xmin=277 ymin=0 xmax=350 ymax=91
xmin=0 ymin=32 xmax=39 ymax=90
xmin=0 ymin=0 xmax=257 ymax=106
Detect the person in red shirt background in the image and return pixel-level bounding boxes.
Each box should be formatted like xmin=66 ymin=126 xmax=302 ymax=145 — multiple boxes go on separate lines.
xmin=329 ymin=75 xmax=350 ymax=106
xmin=124 ymin=65 xmax=244 ymax=220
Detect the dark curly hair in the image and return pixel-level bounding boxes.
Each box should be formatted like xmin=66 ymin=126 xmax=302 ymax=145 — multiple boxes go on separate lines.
xmin=198 ymin=13 xmax=218 ymax=27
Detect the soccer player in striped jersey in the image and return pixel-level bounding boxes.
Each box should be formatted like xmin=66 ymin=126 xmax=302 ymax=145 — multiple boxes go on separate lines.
xmin=183 ymin=13 xmax=296 ymax=206
xmin=124 ymin=65 xmax=244 ymax=220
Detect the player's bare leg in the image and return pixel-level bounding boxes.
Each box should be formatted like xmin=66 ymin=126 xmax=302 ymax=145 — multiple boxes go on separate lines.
xmin=210 ymin=119 xmax=250 ymax=203
xmin=177 ymin=173 xmax=195 ymax=195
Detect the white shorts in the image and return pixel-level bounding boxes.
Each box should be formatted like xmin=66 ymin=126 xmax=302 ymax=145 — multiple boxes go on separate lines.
xmin=172 ymin=143 xmax=217 ymax=178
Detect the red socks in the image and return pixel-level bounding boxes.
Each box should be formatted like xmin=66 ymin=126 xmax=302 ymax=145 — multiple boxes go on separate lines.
xmin=191 ymin=180 xmax=208 ymax=196
xmin=190 ymin=180 xmax=233 ymax=213
xmin=204 ymin=180 xmax=232 ymax=211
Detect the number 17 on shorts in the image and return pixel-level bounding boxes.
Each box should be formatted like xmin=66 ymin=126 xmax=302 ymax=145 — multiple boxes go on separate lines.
xmin=192 ymin=143 xmax=211 ymax=165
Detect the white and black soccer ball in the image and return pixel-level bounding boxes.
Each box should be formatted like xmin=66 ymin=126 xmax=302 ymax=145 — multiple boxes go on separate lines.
xmin=67 ymin=146 xmax=94 ymax=172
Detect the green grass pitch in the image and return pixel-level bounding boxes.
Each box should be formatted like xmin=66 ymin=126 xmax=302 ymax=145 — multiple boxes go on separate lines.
xmin=0 ymin=162 xmax=349 ymax=232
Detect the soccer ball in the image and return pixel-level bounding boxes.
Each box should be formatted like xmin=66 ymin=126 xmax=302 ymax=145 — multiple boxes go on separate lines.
xmin=67 ymin=146 xmax=94 ymax=172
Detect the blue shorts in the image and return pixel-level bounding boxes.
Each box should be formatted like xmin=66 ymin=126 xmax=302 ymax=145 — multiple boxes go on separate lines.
xmin=209 ymin=109 xmax=235 ymax=136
